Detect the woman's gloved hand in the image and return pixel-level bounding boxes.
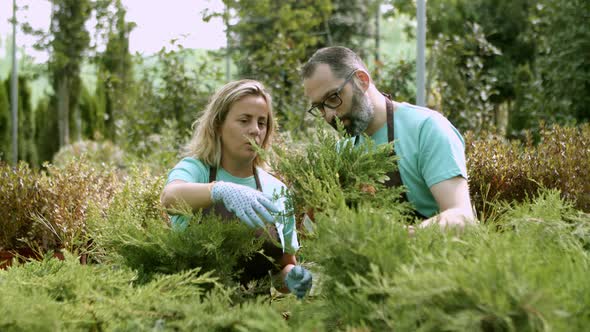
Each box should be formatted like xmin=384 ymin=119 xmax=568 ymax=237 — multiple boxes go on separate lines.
xmin=285 ymin=265 xmax=313 ymax=299
xmin=210 ymin=181 xmax=279 ymax=228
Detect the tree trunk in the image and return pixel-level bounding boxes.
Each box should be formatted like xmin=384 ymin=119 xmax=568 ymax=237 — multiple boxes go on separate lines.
xmin=495 ymin=102 xmax=509 ymax=137
xmin=57 ymin=77 xmax=70 ymax=147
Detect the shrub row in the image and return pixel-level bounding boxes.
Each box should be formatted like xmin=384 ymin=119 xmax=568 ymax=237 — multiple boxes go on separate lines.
xmin=297 ymin=190 xmax=590 ymax=331
xmin=466 ymin=123 xmax=590 ymax=219
xmin=0 ymin=159 xmax=118 ymax=251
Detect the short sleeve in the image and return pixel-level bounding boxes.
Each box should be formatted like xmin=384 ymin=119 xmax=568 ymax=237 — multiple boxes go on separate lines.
xmin=166 ymin=158 xmax=209 ymax=185
xmin=418 ymin=115 xmax=467 ymax=187
xmin=166 ymin=158 xmax=210 ymax=230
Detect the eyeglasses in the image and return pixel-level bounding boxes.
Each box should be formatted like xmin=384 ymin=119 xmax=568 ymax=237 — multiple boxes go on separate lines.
xmin=307 ymin=70 xmax=357 ymax=117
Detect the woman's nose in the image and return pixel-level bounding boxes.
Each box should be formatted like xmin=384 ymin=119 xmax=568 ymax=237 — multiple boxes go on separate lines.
xmin=248 ymin=122 xmax=261 ymax=136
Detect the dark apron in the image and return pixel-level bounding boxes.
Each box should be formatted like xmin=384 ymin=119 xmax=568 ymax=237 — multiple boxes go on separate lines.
xmin=203 ymin=166 xmax=284 ymax=284
xmin=355 ymin=94 xmax=427 ymax=220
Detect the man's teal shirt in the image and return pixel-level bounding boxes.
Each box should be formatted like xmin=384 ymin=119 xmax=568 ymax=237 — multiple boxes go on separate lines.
xmin=354 ymin=102 xmax=467 ymax=217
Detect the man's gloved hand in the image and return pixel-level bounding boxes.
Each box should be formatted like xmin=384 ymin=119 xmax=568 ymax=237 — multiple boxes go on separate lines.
xmin=285 ymin=265 xmax=312 ymax=299
xmin=210 ymin=181 xmax=279 ymax=228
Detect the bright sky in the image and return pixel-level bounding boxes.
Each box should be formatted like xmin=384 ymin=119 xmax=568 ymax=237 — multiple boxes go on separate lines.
xmin=0 ymin=0 xmax=227 ymax=62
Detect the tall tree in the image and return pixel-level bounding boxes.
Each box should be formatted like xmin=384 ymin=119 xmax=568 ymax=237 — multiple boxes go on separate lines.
xmin=33 ymin=95 xmax=58 ymax=164
xmin=48 ymin=0 xmax=92 ymax=147
xmin=3 ymin=75 xmax=37 ymax=165
xmin=96 ymin=0 xmax=135 ymax=141
xmin=222 ymin=0 xmax=330 ymax=124
xmin=533 ymin=0 xmax=590 ymax=123
xmin=0 ymin=79 xmax=9 ymax=161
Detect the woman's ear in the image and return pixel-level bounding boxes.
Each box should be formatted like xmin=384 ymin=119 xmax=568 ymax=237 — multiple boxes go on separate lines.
xmin=354 ymin=70 xmax=371 ymax=92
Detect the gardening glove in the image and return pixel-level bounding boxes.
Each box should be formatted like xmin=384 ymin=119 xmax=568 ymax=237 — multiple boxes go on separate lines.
xmin=285 ymin=265 xmax=312 ymax=299
xmin=210 ymin=181 xmax=279 ymax=228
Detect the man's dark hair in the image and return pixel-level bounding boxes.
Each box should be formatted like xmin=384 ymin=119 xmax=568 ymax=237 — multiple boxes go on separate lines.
xmin=301 ymin=46 xmax=369 ymax=80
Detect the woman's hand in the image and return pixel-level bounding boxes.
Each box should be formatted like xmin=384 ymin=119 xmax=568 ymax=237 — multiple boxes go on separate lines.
xmin=210 ymin=181 xmax=279 ymax=228
xmin=284 ymin=265 xmax=313 ymax=299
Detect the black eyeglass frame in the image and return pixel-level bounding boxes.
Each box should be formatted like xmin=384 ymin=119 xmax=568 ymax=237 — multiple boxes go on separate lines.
xmin=306 ymin=69 xmax=358 ymax=117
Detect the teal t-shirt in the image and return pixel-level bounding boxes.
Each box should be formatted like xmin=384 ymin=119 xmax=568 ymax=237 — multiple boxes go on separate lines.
xmin=354 ymin=102 xmax=467 ymax=217
xmin=165 ymin=157 xmax=299 ymax=254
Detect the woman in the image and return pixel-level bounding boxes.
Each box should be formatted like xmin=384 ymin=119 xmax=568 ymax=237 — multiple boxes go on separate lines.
xmin=161 ymin=80 xmax=311 ymax=298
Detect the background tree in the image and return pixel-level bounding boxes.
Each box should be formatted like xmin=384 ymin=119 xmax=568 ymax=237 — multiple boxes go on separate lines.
xmin=524 ymin=0 xmax=590 ymax=127
xmin=218 ymin=0 xmax=384 ymax=131
xmin=3 ymin=75 xmax=37 ymax=165
xmin=34 ymin=95 xmax=59 ymax=164
xmin=95 ymin=0 xmax=135 ymax=142
xmin=48 ymin=0 xmax=92 ymax=147
xmin=0 ymin=78 xmax=10 ymax=160
xmin=220 ymin=0 xmax=330 ymax=130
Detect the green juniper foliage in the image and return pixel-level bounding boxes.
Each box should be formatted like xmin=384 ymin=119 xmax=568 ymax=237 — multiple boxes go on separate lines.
xmin=3 ymin=188 xmax=589 ymax=331
xmin=270 ymin=119 xmax=412 ymax=223
xmin=87 ymin=166 xmax=268 ymax=286
xmin=295 ymin=189 xmax=590 ymax=331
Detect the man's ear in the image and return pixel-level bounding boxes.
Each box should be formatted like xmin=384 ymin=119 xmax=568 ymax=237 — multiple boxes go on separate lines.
xmin=354 ymin=70 xmax=371 ymax=92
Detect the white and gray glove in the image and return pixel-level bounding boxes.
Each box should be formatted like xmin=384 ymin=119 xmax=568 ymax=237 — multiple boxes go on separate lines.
xmin=210 ymin=181 xmax=279 ymax=228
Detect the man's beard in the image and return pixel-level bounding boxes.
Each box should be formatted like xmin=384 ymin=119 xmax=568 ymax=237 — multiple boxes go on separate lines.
xmin=330 ymin=87 xmax=374 ymax=136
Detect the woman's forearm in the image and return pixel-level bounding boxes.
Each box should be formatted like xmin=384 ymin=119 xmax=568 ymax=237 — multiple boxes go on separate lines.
xmin=161 ymin=181 xmax=215 ymax=212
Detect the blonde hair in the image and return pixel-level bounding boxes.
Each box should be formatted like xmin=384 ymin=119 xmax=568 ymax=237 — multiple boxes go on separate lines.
xmin=184 ymin=80 xmax=274 ymax=167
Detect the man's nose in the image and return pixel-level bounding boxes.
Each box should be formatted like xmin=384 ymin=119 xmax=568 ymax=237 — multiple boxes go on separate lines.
xmin=323 ymin=107 xmax=336 ymax=121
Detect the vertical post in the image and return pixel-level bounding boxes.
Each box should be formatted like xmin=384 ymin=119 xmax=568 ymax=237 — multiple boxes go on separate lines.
xmin=416 ymin=0 xmax=426 ymax=107
xmin=11 ymin=0 xmax=18 ymax=164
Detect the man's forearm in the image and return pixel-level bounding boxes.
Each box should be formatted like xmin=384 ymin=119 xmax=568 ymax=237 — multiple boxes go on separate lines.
xmin=419 ymin=207 xmax=477 ymax=230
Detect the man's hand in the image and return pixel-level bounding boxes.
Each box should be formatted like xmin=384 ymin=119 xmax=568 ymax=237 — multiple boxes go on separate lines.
xmin=210 ymin=181 xmax=279 ymax=228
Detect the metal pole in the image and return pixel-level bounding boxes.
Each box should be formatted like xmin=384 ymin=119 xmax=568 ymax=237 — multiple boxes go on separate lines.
xmin=416 ymin=0 xmax=426 ymax=107
xmin=11 ymin=0 xmax=18 ymax=164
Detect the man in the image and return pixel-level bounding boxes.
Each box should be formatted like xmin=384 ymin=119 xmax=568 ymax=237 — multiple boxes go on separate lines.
xmin=301 ymin=46 xmax=475 ymax=230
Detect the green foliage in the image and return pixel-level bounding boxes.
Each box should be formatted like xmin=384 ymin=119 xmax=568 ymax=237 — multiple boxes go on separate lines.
xmin=327 ymin=0 xmax=380 ymax=57
xmin=297 ymin=190 xmax=590 ymax=330
xmin=269 ymin=120 xmax=410 ymax=222
xmin=78 ymin=83 xmax=103 ymax=139
xmin=3 ymin=75 xmax=37 ymax=165
xmin=222 ymin=0 xmax=330 ymax=129
xmin=530 ymin=0 xmax=590 ymax=124
xmin=431 ymin=23 xmax=501 ymax=133
xmin=374 ymin=58 xmax=416 ymax=102
xmin=49 ymin=0 xmax=92 ymax=146
xmin=392 ymin=0 xmax=589 ymax=133
xmin=466 ymin=123 xmax=590 ymax=219
xmin=87 ymin=166 xmax=267 ymax=286
xmin=0 ymin=255 xmax=233 ymax=331
xmin=118 ymin=49 xmax=223 ymax=159
xmin=33 ymin=96 xmax=60 ymax=164
xmin=155 ymin=47 xmax=218 ymax=131
xmin=0 ymin=158 xmax=118 ymax=251
xmin=0 ymin=77 xmax=10 ymax=160
xmin=96 ymin=0 xmax=135 ymax=141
